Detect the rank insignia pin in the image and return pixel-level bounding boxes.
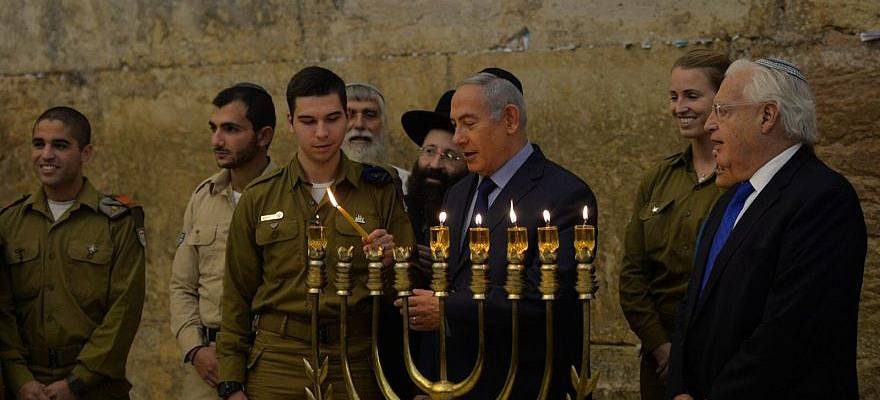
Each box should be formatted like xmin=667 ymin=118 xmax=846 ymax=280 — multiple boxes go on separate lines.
xmin=355 ymin=214 xmax=366 ymax=224
xmin=87 ymin=244 xmax=98 ymax=257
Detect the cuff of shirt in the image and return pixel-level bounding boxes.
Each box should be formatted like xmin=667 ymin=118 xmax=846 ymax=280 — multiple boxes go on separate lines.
xmin=71 ymin=363 xmax=104 ymax=387
xmin=638 ymin=321 xmax=669 ymax=353
xmin=177 ymin=325 xmax=204 ymax=362
xmin=219 ymin=354 xmax=247 ymax=384
xmin=4 ymin=362 xmax=35 ymax=393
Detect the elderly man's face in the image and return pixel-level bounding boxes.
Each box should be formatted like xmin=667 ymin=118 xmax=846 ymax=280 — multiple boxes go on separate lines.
xmin=451 ymin=84 xmax=511 ymax=176
xmin=343 ymin=99 xmax=385 ymax=163
xmin=706 ymin=68 xmax=765 ymax=188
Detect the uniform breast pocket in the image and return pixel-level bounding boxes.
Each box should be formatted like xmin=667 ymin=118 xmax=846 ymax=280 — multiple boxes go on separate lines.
xmin=187 ymin=224 xmax=227 ymax=270
xmin=66 ymin=239 xmax=113 ymax=302
xmin=638 ymin=199 xmax=675 ymax=253
xmin=4 ymin=241 xmax=41 ymax=300
xmin=255 ymin=218 xmax=300 ymax=278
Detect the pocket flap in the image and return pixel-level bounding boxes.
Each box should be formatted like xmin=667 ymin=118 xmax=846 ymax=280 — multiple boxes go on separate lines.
xmin=5 ymin=241 xmax=39 ymax=264
xmin=68 ymin=240 xmax=113 ymax=264
xmin=255 ymin=218 xmax=298 ymax=245
xmin=638 ymin=199 xmax=675 ymax=220
xmin=186 ymin=225 xmax=217 ymax=246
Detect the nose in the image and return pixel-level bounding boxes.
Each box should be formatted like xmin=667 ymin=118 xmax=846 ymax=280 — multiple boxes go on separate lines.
xmin=452 ymin=126 xmax=465 ymax=146
xmin=211 ymin=128 xmax=223 ymax=147
xmin=40 ymin=144 xmax=55 ymax=160
xmin=352 ymin=112 xmax=365 ymax=129
xmin=316 ymin=121 xmax=330 ymax=139
xmin=428 ymin=153 xmax=443 ymax=169
xmin=705 ymin=111 xmax=718 ymax=135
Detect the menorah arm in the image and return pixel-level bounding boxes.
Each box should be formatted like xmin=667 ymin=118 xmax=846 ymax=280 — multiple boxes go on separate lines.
xmin=536 ymin=301 xmax=554 ymax=400
xmin=371 ymin=296 xmax=402 ymax=400
xmin=339 ymin=296 xmax=361 ymax=400
xmin=400 ymin=297 xmax=436 ymax=394
xmin=494 ymin=300 xmax=519 ymax=400
xmin=451 ymin=300 xmax=485 ymax=397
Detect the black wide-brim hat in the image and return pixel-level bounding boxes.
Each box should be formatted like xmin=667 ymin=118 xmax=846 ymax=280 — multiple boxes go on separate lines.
xmin=402 ymin=89 xmax=455 ymax=147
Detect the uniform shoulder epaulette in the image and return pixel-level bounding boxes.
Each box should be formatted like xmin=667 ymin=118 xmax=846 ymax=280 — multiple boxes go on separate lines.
xmin=194 ymin=176 xmax=214 ymax=193
xmin=101 ymin=194 xmax=147 ymax=247
xmin=664 ymin=151 xmax=684 ymax=161
xmin=1 ymin=194 xmax=30 ymax=216
xmin=361 ymin=164 xmax=394 ymax=185
xmin=246 ymin=166 xmax=284 ymax=190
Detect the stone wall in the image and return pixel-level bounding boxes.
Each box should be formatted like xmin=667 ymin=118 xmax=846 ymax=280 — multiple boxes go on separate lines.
xmin=1 ymin=1 xmax=878 ymax=398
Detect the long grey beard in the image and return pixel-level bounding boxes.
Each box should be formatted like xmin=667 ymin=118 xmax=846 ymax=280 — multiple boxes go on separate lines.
xmin=342 ymin=128 xmax=387 ymax=164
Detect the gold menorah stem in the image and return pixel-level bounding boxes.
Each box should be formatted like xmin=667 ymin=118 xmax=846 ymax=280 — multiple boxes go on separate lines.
xmin=305 ymin=247 xmax=332 ymax=400
xmin=569 ymin=260 xmax=600 ymax=400
xmin=495 ymin=260 xmax=523 ymax=400
xmin=537 ymin=258 xmax=558 ymax=400
xmin=363 ymin=247 xmax=402 ymax=400
xmin=335 ymin=247 xmax=360 ymax=400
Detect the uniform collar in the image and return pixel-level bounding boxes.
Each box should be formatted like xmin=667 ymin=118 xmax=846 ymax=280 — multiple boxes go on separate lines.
xmin=26 ymin=177 xmax=102 ymax=216
xmin=288 ymin=152 xmax=360 ymax=190
xmin=207 ymin=158 xmax=278 ymax=195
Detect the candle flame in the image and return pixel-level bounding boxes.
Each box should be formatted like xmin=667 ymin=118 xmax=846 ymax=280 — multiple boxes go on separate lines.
xmin=475 ymin=213 xmax=482 ymax=226
xmin=543 ymin=210 xmax=551 ymax=224
xmin=582 ymin=205 xmax=589 ymax=221
xmin=509 ymin=200 xmax=517 ymax=225
xmin=439 ymin=211 xmax=447 ymax=225
xmin=326 ymin=188 xmax=340 ymax=208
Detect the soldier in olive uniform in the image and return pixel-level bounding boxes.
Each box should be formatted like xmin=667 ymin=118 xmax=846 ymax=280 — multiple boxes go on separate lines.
xmin=618 ymin=50 xmax=730 ymax=400
xmin=215 ymin=67 xmax=414 ymax=399
xmin=169 ymin=83 xmax=278 ymax=399
xmin=0 ymin=107 xmax=146 ymax=399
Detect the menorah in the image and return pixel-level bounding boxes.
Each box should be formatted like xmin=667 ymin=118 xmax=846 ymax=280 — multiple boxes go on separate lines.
xmin=303 ymin=202 xmax=598 ymax=400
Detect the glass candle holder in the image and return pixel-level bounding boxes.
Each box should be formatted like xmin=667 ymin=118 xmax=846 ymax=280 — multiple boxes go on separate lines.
xmin=507 ymin=226 xmax=528 ymax=262
xmin=469 ymin=226 xmax=490 ymax=262
xmin=307 ymin=224 xmax=326 ymax=253
xmin=537 ymin=226 xmax=559 ymax=256
xmin=574 ymin=224 xmax=596 ymax=262
xmin=430 ymin=225 xmax=450 ymax=261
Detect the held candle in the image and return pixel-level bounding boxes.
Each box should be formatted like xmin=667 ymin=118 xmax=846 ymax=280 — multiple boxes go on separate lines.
xmin=326 ymin=188 xmax=370 ymax=239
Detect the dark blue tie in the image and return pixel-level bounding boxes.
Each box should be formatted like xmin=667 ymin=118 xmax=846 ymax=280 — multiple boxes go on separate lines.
xmin=700 ymin=181 xmax=755 ymax=293
xmin=471 ymin=178 xmax=496 ymax=227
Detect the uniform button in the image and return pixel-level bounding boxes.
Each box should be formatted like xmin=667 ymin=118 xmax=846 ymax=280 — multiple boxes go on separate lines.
xmin=309 ymin=201 xmax=316 ymax=206
xmin=683 ymin=244 xmax=690 ymax=251
xmin=684 ymin=210 xmax=692 ymax=217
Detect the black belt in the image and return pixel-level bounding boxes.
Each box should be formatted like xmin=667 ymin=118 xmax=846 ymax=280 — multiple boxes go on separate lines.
xmin=201 ymin=326 xmax=220 ymax=343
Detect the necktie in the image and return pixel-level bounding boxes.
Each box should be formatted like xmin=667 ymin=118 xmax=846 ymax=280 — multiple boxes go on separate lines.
xmin=700 ymin=181 xmax=755 ymax=293
xmin=471 ymin=178 xmax=497 ymax=227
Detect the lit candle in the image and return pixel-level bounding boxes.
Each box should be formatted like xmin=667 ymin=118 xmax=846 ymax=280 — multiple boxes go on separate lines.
xmin=469 ymin=213 xmax=490 ymax=261
xmin=326 ymin=188 xmax=370 ymax=239
xmin=537 ymin=210 xmax=559 ymax=255
xmin=430 ymin=211 xmax=450 ymax=260
xmin=507 ymin=201 xmax=528 ymax=262
xmin=574 ymin=204 xmax=597 ymax=262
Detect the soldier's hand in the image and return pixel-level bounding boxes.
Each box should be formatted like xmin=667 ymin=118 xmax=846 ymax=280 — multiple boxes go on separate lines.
xmin=229 ymin=391 xmax=249 ymax=400
xmin=652 ymin=342 xmax=672 ymax=383
xmin=192 ymin=345 xmax=220 ymax=387
xmin=406 ymin=289 xmax=440 ymax=331
xmin=363 ymin=229 xmax=395 ymax=266
xmin=43 ymin=380 xmax=75 ymax=400
xmin=17 ymin=381 xmax=49 ymax=400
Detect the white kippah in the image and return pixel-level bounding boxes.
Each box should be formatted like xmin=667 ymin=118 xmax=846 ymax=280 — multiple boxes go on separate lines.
xmin=755 ymin=58 xmax=808 ymax=83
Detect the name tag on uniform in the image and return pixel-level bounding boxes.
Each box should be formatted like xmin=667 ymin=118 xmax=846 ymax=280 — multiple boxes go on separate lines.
xmin=260 ymin=211 xmax=284 ymax=222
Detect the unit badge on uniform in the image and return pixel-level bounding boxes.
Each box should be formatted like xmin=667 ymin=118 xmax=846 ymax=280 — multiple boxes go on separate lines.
xmin=355 ymin=214 xmax=366 ymax=224
xmin=177 ymin=232 xmax=186 ymax=247
xmin=260 ymin=211 xmax=284 ymax=222
xmin=87 ymin=244 xmax=98 ymax=257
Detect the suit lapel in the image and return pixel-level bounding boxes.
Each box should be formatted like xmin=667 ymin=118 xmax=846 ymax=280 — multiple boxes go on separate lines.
xmin=686 ymin=193 xmax=728 ymax=328
xmin=692 ymin=146 xmax=812 ymax=318
xmin=487 ymin=149 xmax=545 ymax=233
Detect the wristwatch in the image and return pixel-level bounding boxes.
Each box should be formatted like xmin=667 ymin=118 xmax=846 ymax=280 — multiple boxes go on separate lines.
xmin=217 ymin=381 xmax=244 ymax=399
xmin=65 ymin=374 xmax=87 ymax=397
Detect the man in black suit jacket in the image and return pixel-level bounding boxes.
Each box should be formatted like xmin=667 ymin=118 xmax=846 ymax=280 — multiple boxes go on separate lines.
xmin=668 ymin=58 xmax=867 ymax=400
xmin=401 ymin=69 xmax=597 ymax=399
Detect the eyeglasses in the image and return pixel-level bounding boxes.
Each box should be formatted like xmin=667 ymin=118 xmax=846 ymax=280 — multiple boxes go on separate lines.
xmin=711 ymin=101 xmax=767 ymax=119
xmin=419 ymin=145 xmax=463 ymax=162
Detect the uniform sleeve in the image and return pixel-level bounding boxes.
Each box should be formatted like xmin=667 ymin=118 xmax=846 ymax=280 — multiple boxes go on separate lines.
xmin=618 ymin=168 xmax=669 ymax=352
xmin=169 ymin=193 xmax=204 ymax=361
xmin=217 ymin=192 xmax=262 ymax=384
xmin=0 ymin=231 xmax=37 ymax=391
xmin=73 ymin=212 xmax=146 ymax=387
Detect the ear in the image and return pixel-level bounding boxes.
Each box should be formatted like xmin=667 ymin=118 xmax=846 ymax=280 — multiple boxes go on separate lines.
xmin=759 ymin=102 xmax=781 ymax=135
xmin=287 ymin=113 xmax=295 ymax=133
xmin=81 ymin=143 xmax=95 ymax=163
xmin=257 ymin=126 xmax=274 ymax=148
xmin=503 ymin=104 xmax=520 ymax=135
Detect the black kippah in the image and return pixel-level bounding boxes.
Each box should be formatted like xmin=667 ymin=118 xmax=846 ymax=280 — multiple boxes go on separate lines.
xmin=232 ymin=82 xmax=270 ymax=95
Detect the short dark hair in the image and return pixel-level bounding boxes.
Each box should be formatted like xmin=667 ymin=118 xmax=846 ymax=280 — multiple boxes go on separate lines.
xmin=212 ymin=83 xmax=276 ymax=132
xmin=33 ymin=106 xmax=91 ymax=149
xmin=673 ymin=49 xmax=732 ymax=91
xmin=286 ymin=66 xmax=347 ymax=114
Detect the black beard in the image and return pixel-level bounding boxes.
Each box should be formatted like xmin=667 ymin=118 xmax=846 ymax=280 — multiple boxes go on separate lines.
xmin=406 ymin=164 xmax=467 ymax=243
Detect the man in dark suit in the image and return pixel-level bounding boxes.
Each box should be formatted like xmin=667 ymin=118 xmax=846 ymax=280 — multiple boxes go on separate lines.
xmin=668 ymin=58 xmax=867 ymax=400
xmin=402 ymin=68 xmax=597 ymax=399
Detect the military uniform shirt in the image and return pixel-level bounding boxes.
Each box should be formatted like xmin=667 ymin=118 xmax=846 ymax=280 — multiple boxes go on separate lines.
xmin=217 ymin=154 xmax=414 ymax=383
xmin=169 ymin=162 xmax=277 ymax=361
xmin=0 ymin=179 xmax=145 ymax=392
xmin=619 ymin=146 xmax=724 ymax=352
